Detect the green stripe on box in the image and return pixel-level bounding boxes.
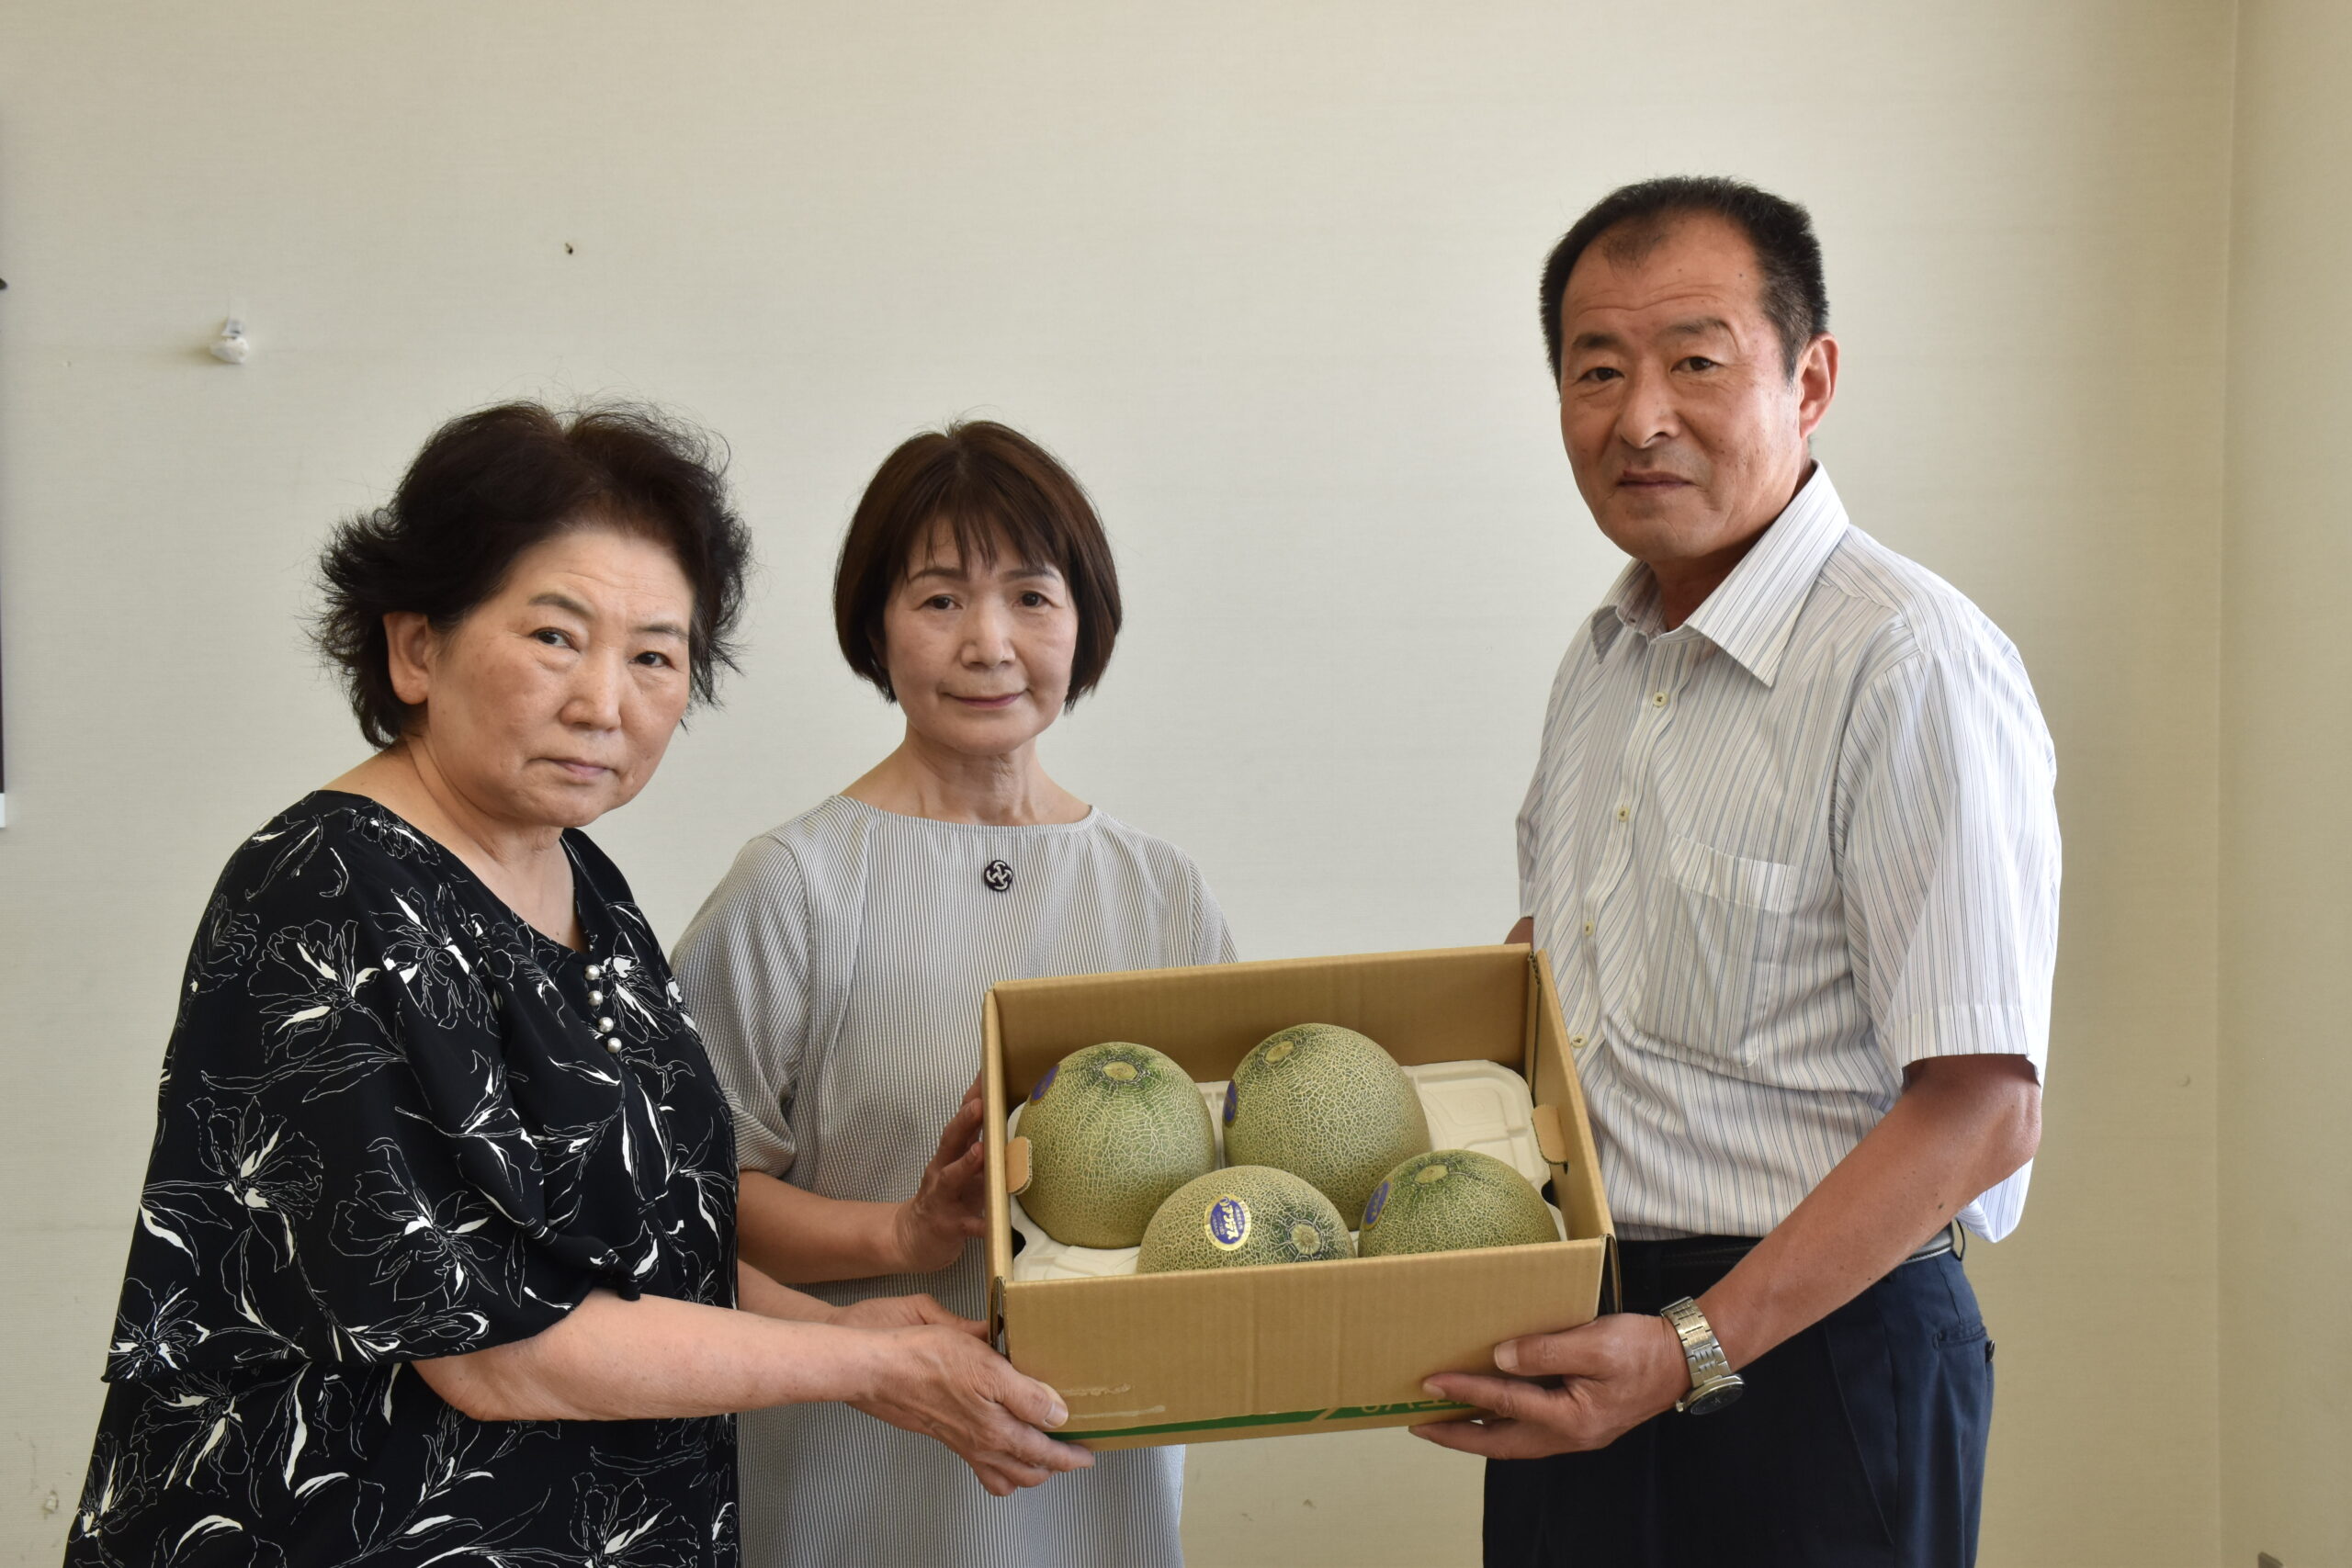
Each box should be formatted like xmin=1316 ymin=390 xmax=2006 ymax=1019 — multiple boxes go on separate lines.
xmin=1069 ymin=1399 xmax=1473 ymax=1440
xmin=1326 ymin=1398 xmax=1475 ymax=1420
xmin=1068 ymin=1408 xmax=1329 ymax=1439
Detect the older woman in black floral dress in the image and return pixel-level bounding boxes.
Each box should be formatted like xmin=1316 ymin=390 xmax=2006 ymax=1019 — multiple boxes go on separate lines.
xmin=67 ymin=404 xmax=1088 ymax=1568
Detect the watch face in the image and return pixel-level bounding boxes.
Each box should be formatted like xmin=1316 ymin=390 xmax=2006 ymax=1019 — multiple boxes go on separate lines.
xmin=1682 ymin=1379 xmax=1745 ymax=1416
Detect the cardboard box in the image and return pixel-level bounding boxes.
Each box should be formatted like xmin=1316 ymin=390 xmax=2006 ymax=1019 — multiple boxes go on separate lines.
xmin=982 ymin=943 xmax=1615 ymax=1450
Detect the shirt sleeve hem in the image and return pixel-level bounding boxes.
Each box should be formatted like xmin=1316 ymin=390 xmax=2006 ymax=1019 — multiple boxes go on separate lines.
xmin=732 ymin=1114 xmax=797 ymax=1176
xmin=1883 ymin=1002 xmax=2047 ymax=1082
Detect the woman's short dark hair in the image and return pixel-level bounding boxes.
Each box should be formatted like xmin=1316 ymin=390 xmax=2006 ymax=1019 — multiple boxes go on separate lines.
xmin=1539 ymin=175 xmax=1829 ymax=383
xmin=833 ymin=420 xmax=1122 ymax=707
xmin=314 ymin=401 xmax=753 ymax=748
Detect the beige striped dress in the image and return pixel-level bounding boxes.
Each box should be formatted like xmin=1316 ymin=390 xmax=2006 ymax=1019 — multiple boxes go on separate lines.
xmin=673 ymin=795 xmax=1233 ymax=1568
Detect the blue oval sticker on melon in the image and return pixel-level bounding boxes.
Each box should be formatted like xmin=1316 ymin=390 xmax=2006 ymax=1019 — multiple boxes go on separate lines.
xmin=1363 ymin=1179 xmax=1390 ymax=1228
xmin=1204 ymin=1195 xmax=1250 ymax=1250
xmin=1028 ymin=1064 xmax=1058 ymax=1102
xmin=1223 ymin=1081 xmax=1238 ymax=1125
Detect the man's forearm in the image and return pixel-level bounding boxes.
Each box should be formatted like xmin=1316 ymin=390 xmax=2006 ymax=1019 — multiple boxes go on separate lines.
xmin=1697 ymin=1054 xmax=2040 ymax=1372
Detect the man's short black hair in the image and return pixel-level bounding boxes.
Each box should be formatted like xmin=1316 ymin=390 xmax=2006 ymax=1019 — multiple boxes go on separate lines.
xmin=1539 ymin=175 xmax=1828 ymax=382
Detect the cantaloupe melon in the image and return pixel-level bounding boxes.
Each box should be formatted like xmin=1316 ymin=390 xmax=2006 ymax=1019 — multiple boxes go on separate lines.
xmin=1222 ymin=1022 xmax=1430 ymax=1220
xmin=1018 ymin=1042 xmax=1216 ymax=1248
xmin=1136 ymin=1166 xmax=1353 ymax=1272
xmin=1355 ymin=1148 xmax=1559 ymax=1258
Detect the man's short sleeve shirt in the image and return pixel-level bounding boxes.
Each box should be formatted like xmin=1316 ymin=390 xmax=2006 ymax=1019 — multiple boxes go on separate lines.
xmin=1517 ymin=467 xmax=2061 ymax=1241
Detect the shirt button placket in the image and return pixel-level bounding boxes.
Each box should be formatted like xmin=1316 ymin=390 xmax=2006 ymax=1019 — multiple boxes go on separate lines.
xmin=1584 ymin=666 xmax=1631 ymax=1000
xmin=1595 ymin=637 xmax=1677 ymax=1008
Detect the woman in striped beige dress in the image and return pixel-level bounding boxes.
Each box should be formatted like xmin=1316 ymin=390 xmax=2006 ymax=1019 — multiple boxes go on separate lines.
xmin=673 ymin=420 xmax=1233 ymax=1568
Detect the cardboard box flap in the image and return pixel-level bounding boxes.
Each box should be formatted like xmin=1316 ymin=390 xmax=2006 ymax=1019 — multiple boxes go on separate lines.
xmin=989 ymin=945 xmax=1535 ymax=1094
xmin=1532 ymin=1102 xmax=1568 ymax=1166
xmin=1526 ymin=951 xmax=1613 ymax=1243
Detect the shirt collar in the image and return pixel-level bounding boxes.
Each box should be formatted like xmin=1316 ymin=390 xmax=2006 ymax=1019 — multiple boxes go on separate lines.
xmin=1585 ymin=464 xmax=1850 ymax=686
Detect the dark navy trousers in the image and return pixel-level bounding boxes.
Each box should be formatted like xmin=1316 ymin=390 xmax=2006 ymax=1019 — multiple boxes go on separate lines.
xmin=1483 ymin=1238 xmax=1995 ymax=1568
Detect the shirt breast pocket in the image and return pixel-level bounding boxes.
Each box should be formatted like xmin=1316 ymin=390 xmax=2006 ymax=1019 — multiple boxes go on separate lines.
xmin=1632 ymin=834 xmax=1798 ymax=1067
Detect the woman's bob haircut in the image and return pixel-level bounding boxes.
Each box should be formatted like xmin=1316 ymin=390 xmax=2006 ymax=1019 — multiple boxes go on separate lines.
xmin=313 ymin=401 xmax=753 ymax=749
xmin=833 ymin=420 xmax=1122 ymax=706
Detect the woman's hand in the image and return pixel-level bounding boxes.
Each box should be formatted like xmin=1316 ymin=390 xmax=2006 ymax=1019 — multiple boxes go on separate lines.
xmin=830 ymin=1292 xmax=986 ymax=1339
xmin=853 ymin=1325 xmax=1094 ymax=1496
xmin=891 ymin=1073 xmax=989 ymax=1274
xmin=735 ymin=1072 xmax=995 ymax=1284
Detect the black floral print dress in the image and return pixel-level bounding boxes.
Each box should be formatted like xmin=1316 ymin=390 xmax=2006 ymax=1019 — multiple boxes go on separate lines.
xmin=68 ymin=793 xmax=740 ymax=1567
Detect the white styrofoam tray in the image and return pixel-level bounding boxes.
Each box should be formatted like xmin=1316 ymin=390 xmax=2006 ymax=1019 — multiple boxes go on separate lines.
xmin=1006 ymin=1058 xmax=1565 ymax=1282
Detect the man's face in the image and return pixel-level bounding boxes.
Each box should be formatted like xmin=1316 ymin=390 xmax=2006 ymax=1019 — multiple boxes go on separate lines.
xmin=1555 ymin=214 xmax=1835 ymax=572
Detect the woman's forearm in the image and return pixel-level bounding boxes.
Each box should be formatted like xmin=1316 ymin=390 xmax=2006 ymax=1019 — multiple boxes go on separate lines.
xmin=737 ymin=1167 xmax=909 ymax=1282
xmin=735 ymin=1258 xmax=839 ymax=1322
xmin=414 ymin=1284 xmax=1093 ymax=1497
xmin=417 ymin=1288 xmax=882 ymax=1422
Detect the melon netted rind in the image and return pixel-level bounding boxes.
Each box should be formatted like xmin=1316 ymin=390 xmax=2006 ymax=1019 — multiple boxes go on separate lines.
xmin=1136 ymin=1166 xmax=1355 ymax=1273
xmin=1018 ymin=1042 xmax=1217 ymax=1248
xmin=1356 ymin=1148 xmax=1560 ymax=1258
xmin=1221 ymin=1022 xmax=1431 ymax=1220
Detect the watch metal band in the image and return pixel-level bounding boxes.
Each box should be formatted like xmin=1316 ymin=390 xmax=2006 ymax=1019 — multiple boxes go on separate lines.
xmin=1660 ymin=1296 xmax=1743 ymax=1414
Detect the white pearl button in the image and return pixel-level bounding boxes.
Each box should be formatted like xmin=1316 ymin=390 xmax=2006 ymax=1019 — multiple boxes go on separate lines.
xmin=584 ymin=964 xmax=604 ymax=981
xmin=588 ymin=989 xmax=605 ymax=1006
xmin=597 ymin=1017 xmax=615 ymax=1032
xmin=605 ymin=1039 xmax=623 ymax=1054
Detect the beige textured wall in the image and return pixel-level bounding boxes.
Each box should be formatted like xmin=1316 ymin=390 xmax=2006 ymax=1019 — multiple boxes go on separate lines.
xmin=0 ymin=5 xmax=2237 ymax=1563
xmin=2219 ymin=2 xmax=2352 ymax=1563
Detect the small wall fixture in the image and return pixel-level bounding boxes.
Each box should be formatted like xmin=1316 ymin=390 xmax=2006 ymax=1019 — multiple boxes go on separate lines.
xmin=209 ymin=318 xmax=252 ymax=364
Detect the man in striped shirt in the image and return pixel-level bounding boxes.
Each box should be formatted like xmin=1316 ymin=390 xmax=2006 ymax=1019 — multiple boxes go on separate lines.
xmin=1419 ymin=178 xmax=2059 ymax=1568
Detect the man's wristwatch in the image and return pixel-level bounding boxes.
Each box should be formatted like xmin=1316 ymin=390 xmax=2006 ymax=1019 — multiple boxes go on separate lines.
xmin=1659 ymin=1297 xmax=1746 ymax=1415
